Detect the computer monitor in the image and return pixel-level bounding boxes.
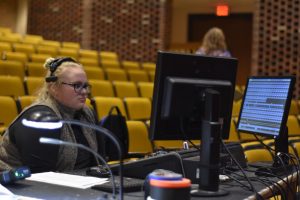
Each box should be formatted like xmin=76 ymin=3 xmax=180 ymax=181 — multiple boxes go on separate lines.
xmin=150 ymin=51 xmax=238 ymax=140
xmin=149 ymin=51 xmax=238 ymax=196
xmin=237 ymin=76 xmax=295 ymax=156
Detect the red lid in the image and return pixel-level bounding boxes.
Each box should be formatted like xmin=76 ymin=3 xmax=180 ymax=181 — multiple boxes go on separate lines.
xmin=150 ymin=178 xmax=191 ymax=188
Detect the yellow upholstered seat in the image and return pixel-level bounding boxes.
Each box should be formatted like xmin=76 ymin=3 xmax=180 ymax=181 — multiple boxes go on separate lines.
xmin=0 ymin=76 xmax=25 ymax=97
xmin=0 ymin=60 xmax=25 ymax=80
xmin=24 ymin=77 xmax=44 ymax=95
xmin=105 ymin=68 xmax=128 ymax=81
xmin=126 ymin=120 xmax=153 ymax=154
xmin=101 ymin=60 xmax=121 ymax=69
xmin=0 ymin=96 xmax=18 ymax=130
xmin=93 ymin=97 xmax=127 ymax=120
xmin=17 ymin=95 xmax=37 ymax=111
xmin=79 ymin=49 xmax=98 ymax=59
xmin=27 ymin=62 xmax=46 ymax=77
xmin=122 ymin=61 xmax=140 ymax=70
xmin=36 ymin=45 xmax=58 ymax=57
xmin=89 ymin=79 xmax=115 ymax=97
xmin=124 ymin=97 xmax=152 ymax=120
xmin=13 ymin=43 xmax=36 ymax=55
xmin=113 ymin=81 xmax=139 ymax=98
xmin=127 ymin=69 xmax=149 ymax=82
xmin=137 ymin=82 xmax=154 ymax=99
xmin=84 ymin=67 xmax=105 ymax=80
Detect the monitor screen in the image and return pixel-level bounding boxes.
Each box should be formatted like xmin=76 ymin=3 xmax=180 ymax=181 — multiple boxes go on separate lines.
xmin=237 ymin=76 xmax=295 ymax=137
xmin=150 ymin=51 xmax=238 ymax=140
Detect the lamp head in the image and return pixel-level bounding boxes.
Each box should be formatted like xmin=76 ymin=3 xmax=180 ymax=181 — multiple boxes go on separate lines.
xmin=22 ymin=111 xmax=63 ymax=129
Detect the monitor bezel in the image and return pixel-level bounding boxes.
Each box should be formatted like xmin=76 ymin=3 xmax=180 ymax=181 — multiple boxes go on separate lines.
xmin=236 ymin=76 xmax=296 ymax=138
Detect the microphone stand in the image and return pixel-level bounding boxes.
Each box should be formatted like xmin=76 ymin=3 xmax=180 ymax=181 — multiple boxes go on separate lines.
xmin=59 ymin=120 xmax=124 ymax=200
xmin=39 ymin=137 xmax=117 ymax=198
xmin=22 ymin=118 xmax=124 ymax=200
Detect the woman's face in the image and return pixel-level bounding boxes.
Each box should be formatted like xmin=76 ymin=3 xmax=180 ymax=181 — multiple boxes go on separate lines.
xmin=51 ymin=66 xmax=89 ymax=110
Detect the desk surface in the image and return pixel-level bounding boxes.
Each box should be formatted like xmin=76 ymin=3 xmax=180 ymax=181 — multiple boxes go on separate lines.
xmin=5 ymin=166 xmax=298 ymax=200
xmin=6 ymin=176 xmax=257 ymax=200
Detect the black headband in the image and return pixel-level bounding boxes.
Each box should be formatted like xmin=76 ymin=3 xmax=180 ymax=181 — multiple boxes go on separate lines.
xmin=45 ymin=57 xmax=77 ymax=82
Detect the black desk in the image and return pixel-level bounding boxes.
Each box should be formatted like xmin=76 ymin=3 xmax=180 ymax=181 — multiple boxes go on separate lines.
xmin=6 ymin=175 xmax=259 ymax=200
xmin=5 ymin=166 xmax=298 ymax=200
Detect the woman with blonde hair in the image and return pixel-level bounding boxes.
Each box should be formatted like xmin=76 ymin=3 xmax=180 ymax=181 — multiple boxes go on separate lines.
xmin=0 ymin=57 xmax=104 ymax=173
xmin=196 ymin=27 xmax=231 ymax=57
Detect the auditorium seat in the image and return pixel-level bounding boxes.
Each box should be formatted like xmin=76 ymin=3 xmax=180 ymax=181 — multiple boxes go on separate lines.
xmin=84 ymin=67 xmax=105 ymax=80
xmin=127 ymin=69 xmax=149 ymax=82
xmin=122 ymin=61 xmax=140 ymax=70
xmin=89 ymin=79 xmax=115 ymax=97
xmin=244 ymin=148 xmax=273 ymax=163
xmin=99 ymin=51 xmax=118 ymax=61
xmin=0 ymin=33 xmax=22 ymax=43
xmin=289 ymin=100 xmax=299 ymax=115
xmin=58 ymin=48 xmax=78 ymax=60
xmin=113 ymin=81 xmax=139 ymax=98
xmin=123 ymin=97 xmax=151 ymax=120
xmin=126 ymin=120 xmax=153 ymax=154
xmin=0 ymin=76 xmax=25 ymax=97
xmin=141 ymin=62 xmax=156 ymax=71
xmin=287 ymin=115 xmax=300 ymax=137
xmin=36 ymin=45 xmax=58 ymax=57
xmin=0 ymin=96 xmax=19 ymax=133
xmin=27 ymin=62 xmax=46 ymax=77
xmin=79 ymin=49 xmax=98 ymax=59
xmin=232 ymin=100 xmax=242 ymax=117
xmin=30 ymin=54 xmax=51 ymax=63
xmin=137 ymin=82 xmax=153 ymax=99
xmin=4 ymin=51 xmax=28 ymax=64
xmin=105 ymin=68 xmax=128 ymax=81
xmin=24 ymin=77 xmax=44 ymax=95
xmin=79 ymin=58 xmax=99 ymax=67
xmin=0 ymin=60 xmax=25 ymax=79
xmin=101 ymin=60 xmax=121 ymax=69
xmin=13 ymin=43 xmax=36 ymax=55
xmin=17 ymin=95 xmax=37 ymax=112
xmin=148 ymin=70 xmax=155 ymax=82
xmin=153 ymin=140 xmax=187 ymax=151
xmin=39 ymin=40 xmax=61 ymax=48
xmin=93 ymin=97 xmax=127 ymax=120
xmin=0 ymin=41 xmax=12 ymax=52
xmin=22 ymin=34 xmax=43 ymax=45
xmin=62 ymin=41 xmax=80 ymax=50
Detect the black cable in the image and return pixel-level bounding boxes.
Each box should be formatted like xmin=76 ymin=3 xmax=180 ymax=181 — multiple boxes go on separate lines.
xmin=249 ymin=176 xmax=278 ymax=200
xmin=221 ymin=140 xmax=259 ymax=194
xmin=244 ymin=168 xmax=291 ymax=199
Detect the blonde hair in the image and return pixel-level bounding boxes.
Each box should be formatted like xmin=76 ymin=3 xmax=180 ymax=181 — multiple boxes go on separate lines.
xmin=201 ymin=27 xmax=227 ymax=55
xmin=35 ymin=57 xmax=83 ymax=102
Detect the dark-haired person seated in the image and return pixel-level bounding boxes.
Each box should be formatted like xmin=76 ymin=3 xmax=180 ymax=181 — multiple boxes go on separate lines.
xmin=0 ymin=57 xmax=104 ymax=173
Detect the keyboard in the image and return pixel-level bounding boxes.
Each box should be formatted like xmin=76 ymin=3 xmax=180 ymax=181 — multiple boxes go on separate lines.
xmin=92 ymin=177 xmax=145 ymax=193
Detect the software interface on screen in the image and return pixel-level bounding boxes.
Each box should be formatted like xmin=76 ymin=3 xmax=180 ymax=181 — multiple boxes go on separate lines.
xmin=237 ymin=78 xmax=292 ymax=137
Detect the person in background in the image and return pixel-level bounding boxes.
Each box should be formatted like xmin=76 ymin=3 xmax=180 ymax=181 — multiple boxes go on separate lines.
xmin=0 ymin=57 xmax=104 ymax=173
xmin=195 ymin=27 xmax=231 ymax=57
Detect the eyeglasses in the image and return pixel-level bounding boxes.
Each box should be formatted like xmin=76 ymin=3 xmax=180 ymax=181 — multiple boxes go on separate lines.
xmin=61 ymin=82 xmax=91 ymax=93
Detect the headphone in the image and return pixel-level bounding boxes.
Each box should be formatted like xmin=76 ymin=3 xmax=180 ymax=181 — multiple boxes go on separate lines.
xmin=45 ymin=57 xmax=77 ymax=82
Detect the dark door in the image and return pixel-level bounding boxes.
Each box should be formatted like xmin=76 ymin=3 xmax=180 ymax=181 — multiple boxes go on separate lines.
xmin=188 ymin=14 xmax=253 ymax=85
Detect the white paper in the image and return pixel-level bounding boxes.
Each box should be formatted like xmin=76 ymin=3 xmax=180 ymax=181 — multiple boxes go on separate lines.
xmin=26 ymin=172 xmax=108 ymax=189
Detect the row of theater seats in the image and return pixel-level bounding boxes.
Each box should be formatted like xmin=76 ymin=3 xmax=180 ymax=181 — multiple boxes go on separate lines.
xmin=0 ymin=60 xmax=155 ymax=83
xmin=0 ymin=26 xmax=156 ymax=73
xmin=0 ymin=76 xmax=154 ymax=99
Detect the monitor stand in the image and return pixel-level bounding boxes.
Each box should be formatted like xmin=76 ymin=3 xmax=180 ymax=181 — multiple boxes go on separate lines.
xmin=191 ymin=89 xmax=229 ymax=197
xmin=255 ymin=126 xmax=293 ymax=177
